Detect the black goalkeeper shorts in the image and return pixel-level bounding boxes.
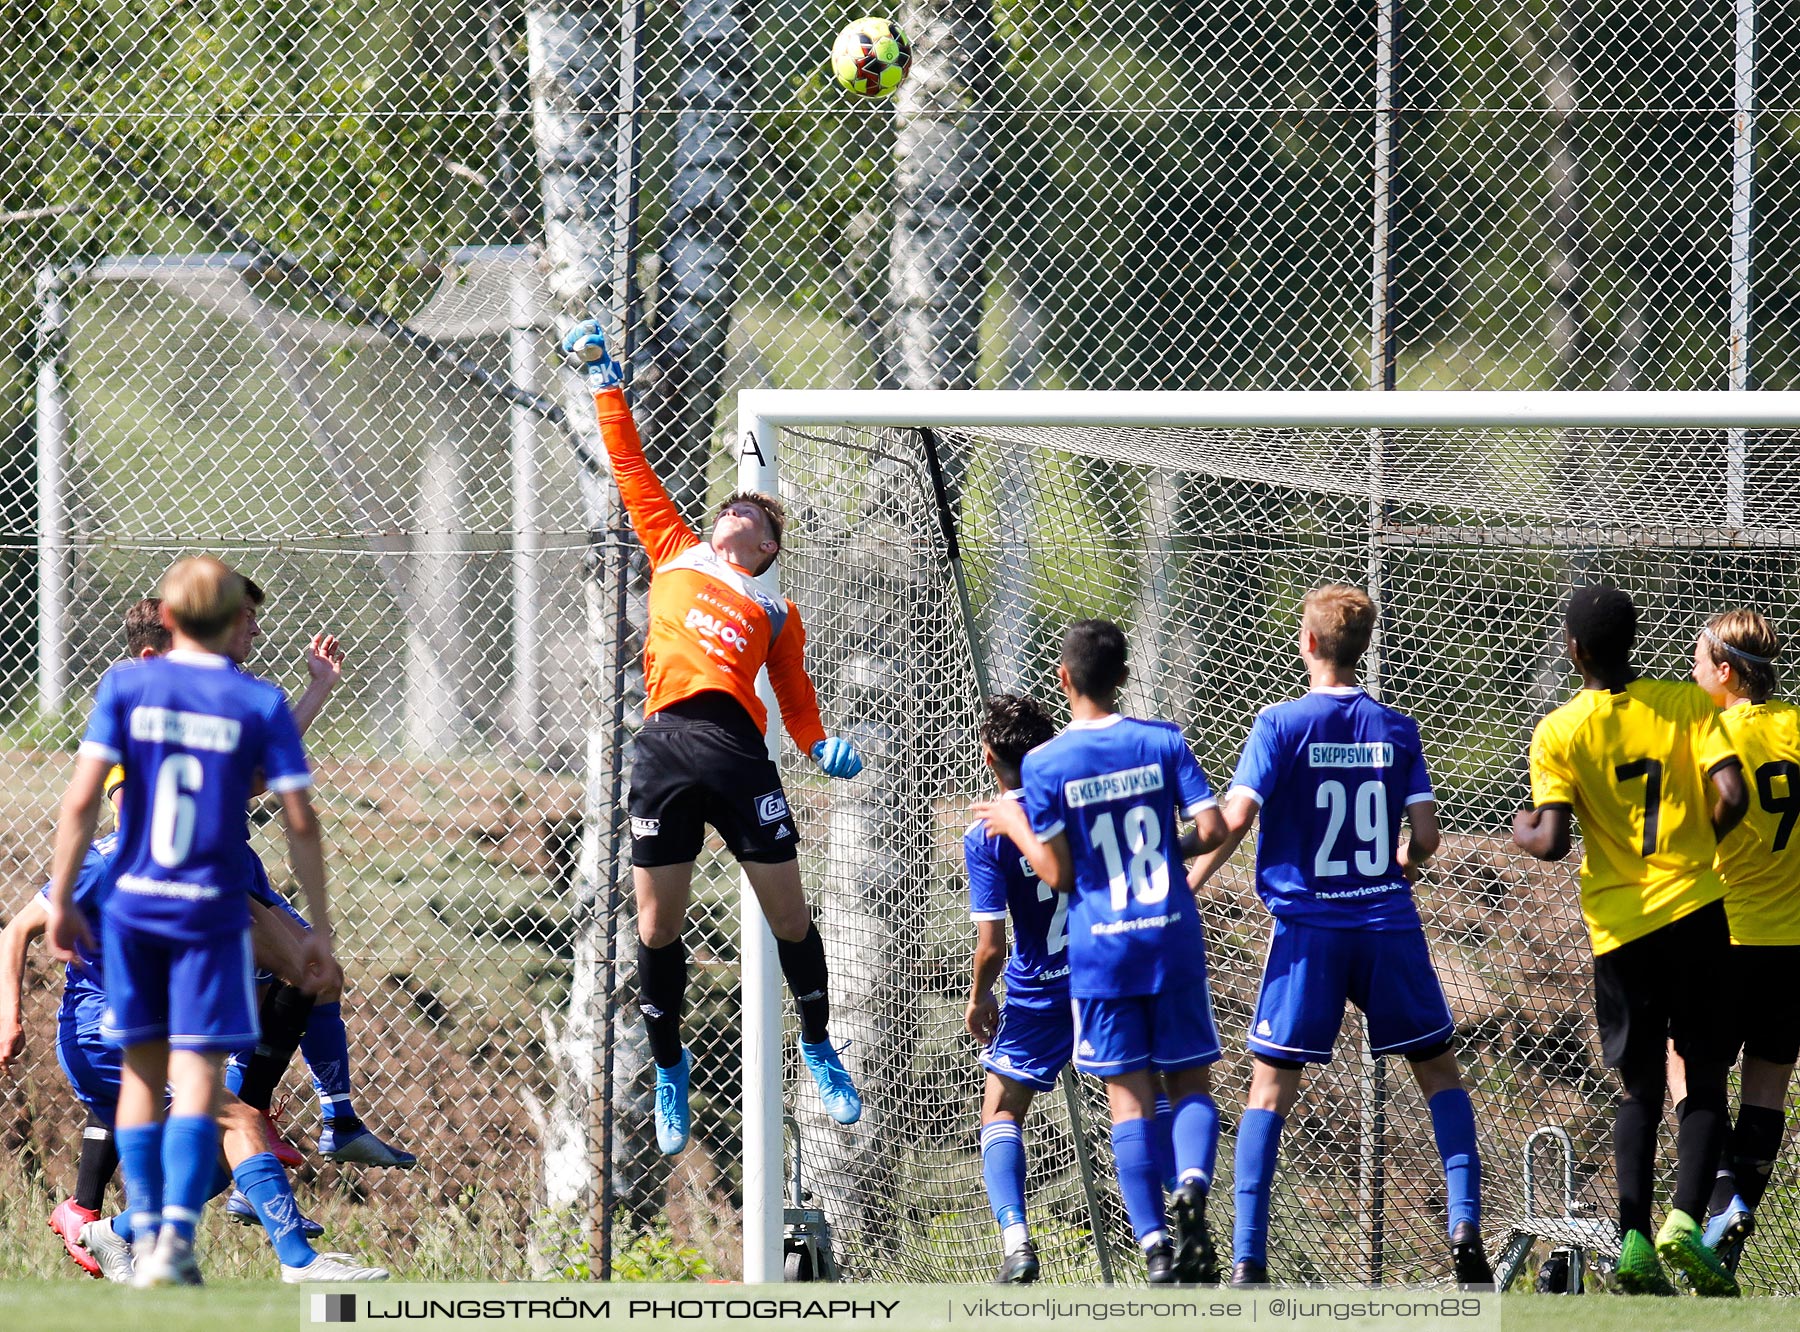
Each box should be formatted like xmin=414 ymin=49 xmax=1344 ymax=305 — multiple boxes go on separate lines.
xmin=1727 ymin=942 xmax=1800 ymax=1066
xmin=628 ymin=693 xmax=799 ymax=868
xmin=1593 ymin=898 xmax=1737 ymax=1070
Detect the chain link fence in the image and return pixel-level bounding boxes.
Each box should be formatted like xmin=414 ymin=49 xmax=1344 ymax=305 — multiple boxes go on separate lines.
xmin=1 ymin=0 xmax=1798 ymax=1288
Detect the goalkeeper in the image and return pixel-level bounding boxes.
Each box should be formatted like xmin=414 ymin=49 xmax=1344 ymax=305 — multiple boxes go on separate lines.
xmin=562 ymin=321 xmax=863 ymax=1153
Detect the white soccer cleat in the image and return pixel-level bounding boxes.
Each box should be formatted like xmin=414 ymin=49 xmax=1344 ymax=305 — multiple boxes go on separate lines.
xmin=281 ymin=1251 xmax=391 ymax=1283
xmin=132 ymin=1231 xmax=203 ymax=1287
xmin=79 ymin=1216 xmax=134 ymax=1284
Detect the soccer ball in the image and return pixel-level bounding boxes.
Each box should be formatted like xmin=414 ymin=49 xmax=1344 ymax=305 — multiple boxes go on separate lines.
xmin=831 ymin=18 xmax=912 ymax=98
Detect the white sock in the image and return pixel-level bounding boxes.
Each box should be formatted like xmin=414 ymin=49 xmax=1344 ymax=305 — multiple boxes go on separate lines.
xmin=1140 ymin=1228 xmax=1167 ymax=1251
xmin=1002 ymin=1222 xmax=1029 ymax=1255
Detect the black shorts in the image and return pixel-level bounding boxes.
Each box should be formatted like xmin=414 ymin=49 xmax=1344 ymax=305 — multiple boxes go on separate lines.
xmin=629 ymin=693 xmax=799 ymax=868
xmin=1728 ymin=942 xmax=1800 ymax=1066
xmin=1594 ymin=898 xmax=1737 ymax=1070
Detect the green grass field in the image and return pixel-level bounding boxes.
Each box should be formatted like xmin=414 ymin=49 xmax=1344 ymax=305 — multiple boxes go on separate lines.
xmin=2 ymin=1283 xmax=1800 ymax=1332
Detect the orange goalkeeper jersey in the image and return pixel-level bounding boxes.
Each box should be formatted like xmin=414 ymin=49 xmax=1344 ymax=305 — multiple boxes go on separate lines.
xmin=592 ymin=388 xmax=827 ymax=754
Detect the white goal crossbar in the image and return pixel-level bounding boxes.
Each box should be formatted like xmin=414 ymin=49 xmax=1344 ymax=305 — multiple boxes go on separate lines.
xmin=733 ymin=388 xmax=1800 ymax=1284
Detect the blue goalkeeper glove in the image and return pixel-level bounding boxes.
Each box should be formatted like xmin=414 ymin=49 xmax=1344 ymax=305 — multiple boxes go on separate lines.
xmin=560 ymin=320 xmax=624 ymax=388
xmin=811 ymin=737 xmax=863 ymax=779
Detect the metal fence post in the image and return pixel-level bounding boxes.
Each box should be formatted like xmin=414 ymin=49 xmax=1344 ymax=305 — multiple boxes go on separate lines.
xmin=1362 ymin=0 xmax=1401 ymax=1285
xmin=34 ymin=264 xmax=70 ymax=722
xmin=1727 ymin=0 xmax=1757 ymax=526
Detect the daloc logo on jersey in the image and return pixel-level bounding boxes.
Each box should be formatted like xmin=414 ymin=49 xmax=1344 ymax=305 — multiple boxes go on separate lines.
xmin=756 ymin=792 xmax=790 ymax=825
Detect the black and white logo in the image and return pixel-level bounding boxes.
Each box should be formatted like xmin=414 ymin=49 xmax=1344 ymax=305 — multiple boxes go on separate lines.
xmin=631 ymin=817 xmax=661 ymax=839
xmin=756 ymin=792 xmax=790 ymax=825
xmin=311 ymin=1292 xmax=356 ymax=1323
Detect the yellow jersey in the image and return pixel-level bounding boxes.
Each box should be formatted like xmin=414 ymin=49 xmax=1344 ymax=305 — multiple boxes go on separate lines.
xmin=1529 ymin=678 xmax=1738 ymax=954
xmin=1714 ymin=699 xmax=1800 ymax=946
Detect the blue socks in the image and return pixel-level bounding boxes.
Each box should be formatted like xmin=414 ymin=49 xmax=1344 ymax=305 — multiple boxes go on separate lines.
xmin=1428 ymin=1087 xmax=1481 ymax=1237
xmin=115 ymin=1121 xmax=164 ymax=1245
xmin=160 ymin=1114 xmax=219 ymax=1244
xmin=1233 ymin=1108 xmax=1284 ymax=1264
xmin=233 ymin=1151 xmax=317 ymax=1268
xmin=1173 ymin=1093 xmax=1220 ymax=1189
xmin=980 ymin=1120 xmax=1029 ymax=1251
xmin=302 ymin=1002 xmax=356 ymax=1122
xmin=1111 ymin=1117 xmax=1166 ymax=1245
xmin=1153 ymin=1095 xmax=1176 ymax=1191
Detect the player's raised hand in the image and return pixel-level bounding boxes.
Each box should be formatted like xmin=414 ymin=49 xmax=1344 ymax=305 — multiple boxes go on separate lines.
xmin=811 ymin=736 xmax=863 ymax=779
xmin=43 ymin=900 xmax=94 ymax=968
xmin=306 ymin=633 xmax=345 ymax=688
xmin=560 ymin=320 xmax=624 ymax=388
xmin=965 ymin=991 xmax=999 ymax=1044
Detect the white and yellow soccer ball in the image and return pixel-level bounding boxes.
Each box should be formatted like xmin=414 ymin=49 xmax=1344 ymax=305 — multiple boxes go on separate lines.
xmin=831 ymin=18 xmax=912 ymax=98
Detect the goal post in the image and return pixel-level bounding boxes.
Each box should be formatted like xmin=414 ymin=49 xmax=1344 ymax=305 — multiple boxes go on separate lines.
xmin=737 ymin=388 xmax=1800 ymax=1287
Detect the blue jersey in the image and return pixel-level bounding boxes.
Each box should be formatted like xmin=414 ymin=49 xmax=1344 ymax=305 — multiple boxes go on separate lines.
xmin=78 ymin=649 xmax=312 ymax=941
xmin=1229 ymin=686 xmax=1432 ymax=931
xmin=1022 ymin=715 xmax=1217 ymax=998
xmin=39 ymin=834 xmax=116 ymax=1041
xmin=965 ymin=790 xmax=1070 ymax=1009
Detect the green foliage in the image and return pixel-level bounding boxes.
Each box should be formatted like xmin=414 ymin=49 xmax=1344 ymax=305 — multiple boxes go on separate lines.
xmin=542 ymin=1214 xmax=716 ymax=1282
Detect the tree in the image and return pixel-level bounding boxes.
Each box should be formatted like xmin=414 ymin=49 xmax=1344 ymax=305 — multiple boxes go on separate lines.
xmin=524 ymin=0 xmax=662 ymax=1264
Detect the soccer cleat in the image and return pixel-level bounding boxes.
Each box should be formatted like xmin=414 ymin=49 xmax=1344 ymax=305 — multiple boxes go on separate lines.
xmin=799 ymin=1038 xmax=862 ymax=1126
xmin=132 ymin=1231 xmax=203 ymax=1288
xmin=317 ymin=1120 xmax=419 ymax=1169
xmin=79 ymin=1217 xmax=134 ymax=1284
xmin=281 ymin=1251 xmax=391 ymax=1283
xmin=1230 ymin=1258 xmax=1269 ymax=1287
xmin=262 ymin=1103 xmax=305 ymax=1168
xmin=1145 ymin=1238 xmax=1177 ymax=1284
xmin=1655 ymin=1208 xmax=1739 ymax=1297
xmin=655 ymin=1048 xmax=693 ymax=1155
xmin=225 ymin=1187 xmax=325 ymax=1238
xmin=1170 ymin=1180 xmax=1220 ymax=1284
xmin=1614 ymin=1227 xmax=1675 ymax=1295
xmin=49 ymin=1198 xmax=102 ymax=1278
xmin=1450 ymin=1221 xmax=1495 ymax=1287
xmin=1703 ymin=1195 xmax=1754 ymax=1274
xmin=995 ymin=1240 xmax=1040 ymax=1284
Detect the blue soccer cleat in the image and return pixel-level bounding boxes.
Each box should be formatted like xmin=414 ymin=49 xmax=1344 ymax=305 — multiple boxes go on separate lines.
xmin=318 ymin=1121 xmax=419 ymax=1170
xmin=655 ymin=1048 xmax=693 ymax=1155
xmin=800 ymin=1038 xmax=862 ymax=1125
xmin=225 ymin=1188 xmax=325 ymax=1239
xmin=1704 ymin=1195 xmax=1755 ymax=1273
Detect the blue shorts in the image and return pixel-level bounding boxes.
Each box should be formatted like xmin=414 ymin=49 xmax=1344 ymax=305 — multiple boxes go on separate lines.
xmin=1248 ymin=917 xmax=1455 ymax=1064
xmin=1072 ymin=974 xmax=1222 ymax=1077
xmin=981 ymin=996 xmax=1074 ymax=1092
xmin=56 ymin=1027 xmax=122 ymax=1124
xmin=100 ymin=917 xmax=261 ymax=1053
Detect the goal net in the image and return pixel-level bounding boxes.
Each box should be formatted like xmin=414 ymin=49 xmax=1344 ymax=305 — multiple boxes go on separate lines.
xmin=743 ymin=391 xmax=1800 ymax=1290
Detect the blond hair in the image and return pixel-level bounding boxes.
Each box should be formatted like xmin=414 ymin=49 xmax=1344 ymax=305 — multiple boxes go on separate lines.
xmin=1303 ymin=584 xmax=1377 ymax=669
xmin=158 ymin=556 xmax=247 ymax=642
xmin=1703 ymin=606 xmax=1781 ymax=702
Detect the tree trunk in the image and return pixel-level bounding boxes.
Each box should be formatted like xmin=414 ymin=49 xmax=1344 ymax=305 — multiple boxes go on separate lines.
xmin=1527 ymin=4 xmax=1602 ymax=718
xmin=642 ymin=0 xmax=752 ymax=516
xmin=793 ymin=7 xmax=999 ymax=1265
xmin=891 ymin=0 xmax=997 ymax=391
xmin=525 ymin=0 xmax=661 ymax=1271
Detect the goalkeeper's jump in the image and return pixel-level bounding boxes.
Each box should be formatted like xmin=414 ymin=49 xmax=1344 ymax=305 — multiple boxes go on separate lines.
xmin=562 ymin=321 xmax=865 ymax=1154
